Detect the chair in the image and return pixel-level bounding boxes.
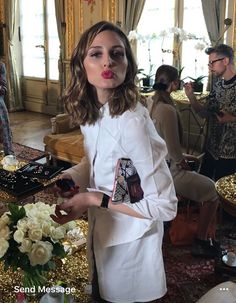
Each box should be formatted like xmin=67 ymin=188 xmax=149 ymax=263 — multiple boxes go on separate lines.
xmin=43 ymin=114 xmax=85 ymax=165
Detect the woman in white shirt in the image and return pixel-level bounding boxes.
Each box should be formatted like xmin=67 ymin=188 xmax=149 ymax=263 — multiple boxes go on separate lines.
xmin=51 ymin=22 xmax=177 ymax=303
xmin=147 ymin=64 xmax=221 ymax=259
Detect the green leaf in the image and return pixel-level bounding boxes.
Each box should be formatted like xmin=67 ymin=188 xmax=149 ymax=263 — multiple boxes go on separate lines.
xmin=8 ymin=203 xmax=19 ymax=216
xmin=53 ymin=242 xmax=67 ymax=258
xmin=47 ymin=260 xmax=56 ymax=270
xmin=187 ymin=75 xmax=207 ymax=83
xmin=8 ymin=203 xmax=26 ymax=223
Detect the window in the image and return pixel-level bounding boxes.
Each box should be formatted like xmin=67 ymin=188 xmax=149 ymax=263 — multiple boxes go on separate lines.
xmin=136 ymin=0 xmax=211 ymax=86
xmin=182 ymin=0 xmax=209 ymax=80
xmin=20 ymin=0 xmax=59 ymax=80
xmin=136 ymin=0 xmax=175 ymax=77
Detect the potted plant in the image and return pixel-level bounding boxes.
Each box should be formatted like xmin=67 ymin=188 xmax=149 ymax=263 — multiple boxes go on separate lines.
xmin=178 ymin=67 xmax=185 ymax=90
xmin=187 ymin=75 xmax=207 ymax=93
xmin=137 ymin=66 xmax=155 ymax=88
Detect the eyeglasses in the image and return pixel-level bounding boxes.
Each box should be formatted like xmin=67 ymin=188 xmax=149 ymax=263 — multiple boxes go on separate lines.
xmin=208 ymin=57 xmax=225 ymax=66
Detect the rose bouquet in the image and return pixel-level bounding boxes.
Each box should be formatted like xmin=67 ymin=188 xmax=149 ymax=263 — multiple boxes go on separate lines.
xmin=0 ymin=201 xmax=76 ymax=292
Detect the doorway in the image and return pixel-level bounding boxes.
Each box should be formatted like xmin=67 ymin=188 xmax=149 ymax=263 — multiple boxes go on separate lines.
xmin=19 ymin=0 xmax=60 ymax=115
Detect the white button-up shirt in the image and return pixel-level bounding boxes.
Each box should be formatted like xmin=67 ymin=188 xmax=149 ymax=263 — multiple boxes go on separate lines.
xmin=67 ymin=102 xmax=177 ymax=301
xmin=68 ymin=102 xmax=177 ymax=248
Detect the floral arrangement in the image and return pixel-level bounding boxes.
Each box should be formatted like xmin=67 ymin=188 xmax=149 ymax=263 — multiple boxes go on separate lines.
xmin=128 ymin=27 xmax=209 ymax=78
xmin=0 ymin=201 xmax=76 ymax=290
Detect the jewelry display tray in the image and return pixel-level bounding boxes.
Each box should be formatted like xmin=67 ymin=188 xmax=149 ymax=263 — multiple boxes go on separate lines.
xmin=0 ymin=168 xmax=44 ymax=197
xmin=17 ymin=162 xmax=63 ymax=180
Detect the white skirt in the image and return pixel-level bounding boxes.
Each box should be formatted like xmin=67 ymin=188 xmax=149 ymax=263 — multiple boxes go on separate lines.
xmin=93 ymin=222 xmax=167 ymax=303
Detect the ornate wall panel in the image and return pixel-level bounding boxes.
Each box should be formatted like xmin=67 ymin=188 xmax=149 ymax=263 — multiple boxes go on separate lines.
xmin=65 ymin=0 xmax=74 ymax=59
xmin=63 ymin=0 xmax=120 ymax=90
xmin=233 ymin=1 xmax=236 ymax=51
xmin=0 ymin=0 xmax=5 ymax=57
xmin=72 ymin=0 xmax=119 ymax=54
xmin=0 ymin=0 xmax=4 ymax=21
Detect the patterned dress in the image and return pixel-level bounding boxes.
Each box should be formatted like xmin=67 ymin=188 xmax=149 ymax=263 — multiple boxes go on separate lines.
xmin=0 ymin=62 xmax=14 ymax=155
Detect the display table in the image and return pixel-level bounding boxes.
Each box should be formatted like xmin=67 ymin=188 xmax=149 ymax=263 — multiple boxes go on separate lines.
xmin=215 ymin=173 xmax=236 ymax=217
xmin=215 ymin=174 xmax=236 ymax=277
xmin=0 ymin=220 xmax=90 ymax=303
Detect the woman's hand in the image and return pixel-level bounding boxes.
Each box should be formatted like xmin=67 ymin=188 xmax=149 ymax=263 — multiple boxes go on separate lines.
xmin=183 ymin=82 xmax=194 ymax=98
xmin=54 ymin=173 xmax=79 ymax=198
xmin=51 ymin=192 xmax=103 ymax=224
xmin=178 ymin=158 xmax=191 ymax=171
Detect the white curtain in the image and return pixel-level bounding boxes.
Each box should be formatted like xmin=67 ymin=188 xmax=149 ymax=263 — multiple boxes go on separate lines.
xmin=122 ymin=0 xmax=146 ymax=34
xmin=4 ymin=0 xmax=23 ymax=111
xmin=201 ymin=0 xmax=226 ymax=46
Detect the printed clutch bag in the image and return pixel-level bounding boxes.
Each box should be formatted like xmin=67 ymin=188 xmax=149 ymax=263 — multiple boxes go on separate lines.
xmin=111 ymin=158 xmax=144 ymax=204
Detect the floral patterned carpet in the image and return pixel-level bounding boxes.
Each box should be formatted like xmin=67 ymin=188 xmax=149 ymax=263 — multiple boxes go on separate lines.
xmin=13 ymin=142 xmax=45 ymax=161
xmin=159 ymin=225 xmax=236 ymax=303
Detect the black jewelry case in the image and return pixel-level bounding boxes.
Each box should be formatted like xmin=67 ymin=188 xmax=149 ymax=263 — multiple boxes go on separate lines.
xmin=17 ymin=162 xmax=63 ymax=180
xmin=0 ymin=168 xmax=44 ymax=197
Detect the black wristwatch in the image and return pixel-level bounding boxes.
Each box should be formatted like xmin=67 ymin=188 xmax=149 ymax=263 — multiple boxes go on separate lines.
xmin=100 ymin=194 xmax=110 ymax=208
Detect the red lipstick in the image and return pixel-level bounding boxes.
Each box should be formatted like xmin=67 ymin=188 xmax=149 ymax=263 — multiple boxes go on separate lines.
xmin=101 ymin=70 xmax=114 ymax=79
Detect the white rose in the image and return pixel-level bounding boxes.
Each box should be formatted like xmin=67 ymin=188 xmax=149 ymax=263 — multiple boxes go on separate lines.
xmin=19 ymin=238 xmax=32 ymax=253
xmin=0 ymin=213 xmax=10 ymax=227
xmin=13 ymin=229 xmax=25 ymax=243
xmin=24 ymin=203 xmax=34 ymax=213
xmin=64 ymin=221 xmax=77 ymax=230
xmin=0 ymin=225 xmax=11 ymax=240
xmin=28 ymin=241 xmax=53 ymax=266
xmin=26 ymin=208 xmax=39 ymax=220
xmin=27 ymin=202 xmax=53 ymax=220
xmin=0 ymin=238 xmax=9 ymax=258
xmin=28 ymin=228 xmax=42 ymax=241
xmin=42 ymin=222 xmax=52 ymax=237
xmin=26 ymin=219 xmax=40 ymax=230
xmin=17 ymin=218 xmax=29 ymax=232
xmin=50 ymin=226 xmax=66 ymax=240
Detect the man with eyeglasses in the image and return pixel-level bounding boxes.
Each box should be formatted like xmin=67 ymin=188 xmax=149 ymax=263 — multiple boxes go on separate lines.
xmin=184 ymin=44 xmax=236 ymax=181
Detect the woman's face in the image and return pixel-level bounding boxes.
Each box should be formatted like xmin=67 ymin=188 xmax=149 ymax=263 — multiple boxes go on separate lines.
xmin=83 ymin=30 xmax=128 ymax=102
xmin=170 ymin=79 xmax=179 ymax=92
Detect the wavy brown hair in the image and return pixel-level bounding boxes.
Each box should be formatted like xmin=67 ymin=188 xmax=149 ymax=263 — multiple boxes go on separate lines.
xmin=63 ymin=21 xmax=139 ymax=125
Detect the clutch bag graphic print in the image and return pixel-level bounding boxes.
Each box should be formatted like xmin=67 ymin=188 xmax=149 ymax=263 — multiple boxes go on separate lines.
xmin=111 ymin=158 xmax=144 ymax=204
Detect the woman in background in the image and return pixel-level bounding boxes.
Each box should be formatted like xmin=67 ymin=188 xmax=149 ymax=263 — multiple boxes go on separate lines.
xmin=0 ymin=60 xmax=14 ymax=155
xmin=147 ymin=64 xmax=221 ymax=259
xmin=51 ymin=22 xmax=177 ymax=303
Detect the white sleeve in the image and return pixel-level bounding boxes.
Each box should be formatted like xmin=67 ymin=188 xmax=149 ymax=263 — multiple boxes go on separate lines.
xmin=121 ymin=113 xmax=177 ymax=221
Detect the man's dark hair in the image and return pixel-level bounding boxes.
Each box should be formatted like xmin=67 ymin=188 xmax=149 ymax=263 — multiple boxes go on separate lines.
xmin=205 ymin=44 xmax=234 ymax=64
